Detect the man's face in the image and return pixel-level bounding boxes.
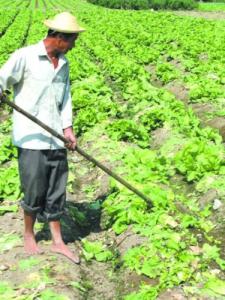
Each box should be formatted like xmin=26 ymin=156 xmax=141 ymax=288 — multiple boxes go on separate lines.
xmin=57 ymin=33 xmax=79 ymax=54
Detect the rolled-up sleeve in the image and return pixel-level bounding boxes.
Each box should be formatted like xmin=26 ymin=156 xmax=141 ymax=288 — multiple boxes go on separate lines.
xmin=0 ymin=50 xmax=25 ymax=91
xmin=60 ymin=75 xmax=73 ymax=129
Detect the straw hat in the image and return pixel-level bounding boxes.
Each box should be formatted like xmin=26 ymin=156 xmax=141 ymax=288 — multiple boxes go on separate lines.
xmin=43 ymin=12 xmax=85 ymax=33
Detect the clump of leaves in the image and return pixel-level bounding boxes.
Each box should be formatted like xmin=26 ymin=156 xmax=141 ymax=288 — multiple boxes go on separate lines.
xmin=71 ymin=75 xmax=112 ymax=110
xmin=73 ymin=108 xmax=106 ymax=136
xmin=156 ymin=62 xmax=180 ymax=84
xmin=121 ymin=147 xmax=172 ymax=183
xmin=0 ymin=162 xmax=21 ymax=200
xmin=106 ymin=119 xmax=150 ymax=148
xmin=81 ymin=239 xmax=113 ymax=262
xmin=0 ymin=136 xmax=17 ymax=164
xmin=102 ymin=191 xmax=149 ymax=234
xmin=189 ymin=79 xmax=225 ymax=103
xmin=174 ymin=139 xmax=224 ymax=181
xmin=139 ymin=107 xmax=166 ymax=131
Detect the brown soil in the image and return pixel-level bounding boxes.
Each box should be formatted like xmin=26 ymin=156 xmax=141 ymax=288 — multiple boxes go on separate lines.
xmin=0 ymin=209 xmax=114 ymax=299
xmin=0 ymin=149 xmax=151 ymax=299
xmin=166 ymin=80 xmax=189 ymax=103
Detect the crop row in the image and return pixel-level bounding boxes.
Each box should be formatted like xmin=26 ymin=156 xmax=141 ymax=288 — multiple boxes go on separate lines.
xmin=67 ymin=0 xmax=225 ymax=206
xmin=0 ymin=0 xmax=27 ymax=37
xmin=28 ymin=0 xmax=56 ymax=10
xmin=66 ymin=1 xmax=225 ymax=298
xmin=67 ymin=1 xmax=223 ymax=148
xmin=74 ymin=0 xmax=225 ymax=108
xmin=0 ymin=0 xmax=26 ymax=8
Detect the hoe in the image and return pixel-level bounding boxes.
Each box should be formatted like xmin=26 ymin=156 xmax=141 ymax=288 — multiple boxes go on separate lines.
xmin=0 ymin=92 xmax=152 ymax=205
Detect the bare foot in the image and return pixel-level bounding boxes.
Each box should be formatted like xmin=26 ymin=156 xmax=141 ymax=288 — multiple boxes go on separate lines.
xmin=24 ymin=234 xmax=42 ymax=255
xmin=51 ymin=242 xmax=80 ymax=264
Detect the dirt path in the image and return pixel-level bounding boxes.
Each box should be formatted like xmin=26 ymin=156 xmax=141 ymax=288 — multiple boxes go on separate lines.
xmin=0 ymin=204 xmax=120 ymax=299
xmin=173 ymin=10 xmax=225 ymax=20
xmin=0 ymin=151 xmax=143 ymax=299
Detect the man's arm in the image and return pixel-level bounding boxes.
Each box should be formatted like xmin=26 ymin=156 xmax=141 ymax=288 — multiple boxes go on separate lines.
xmin=61 ymin=75 xmax=76 ymax=150
xmin=0 ymin=49 xmax=25 ymax=92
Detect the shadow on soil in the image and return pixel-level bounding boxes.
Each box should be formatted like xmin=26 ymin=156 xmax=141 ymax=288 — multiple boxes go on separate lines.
xmin=35 ymin=199 xmax=104 ymax=243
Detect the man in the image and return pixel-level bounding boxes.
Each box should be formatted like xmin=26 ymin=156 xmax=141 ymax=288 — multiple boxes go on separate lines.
xmin=0 ymin=12 xmax=85 ymax=263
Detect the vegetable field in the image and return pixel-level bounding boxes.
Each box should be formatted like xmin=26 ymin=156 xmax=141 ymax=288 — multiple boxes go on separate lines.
xmin=0 ymin=0 xmax=225 ymax=299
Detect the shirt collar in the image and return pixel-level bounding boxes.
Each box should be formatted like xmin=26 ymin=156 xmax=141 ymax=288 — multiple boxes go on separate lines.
xmin=37 ymin=41 xmax=67 ymax=65
xmin=37 ymin=41 xmax=48 ymax=57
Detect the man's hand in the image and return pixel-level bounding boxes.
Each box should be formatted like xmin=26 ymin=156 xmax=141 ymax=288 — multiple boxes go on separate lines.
xmin=63 ymin=127 xmax=77 ymax=150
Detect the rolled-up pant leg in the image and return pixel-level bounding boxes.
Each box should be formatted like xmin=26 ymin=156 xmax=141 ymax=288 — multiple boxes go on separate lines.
xmin=18 ymin=148 xmax=48 ymax=214
xmin=18 ymin=148 xmax=68 ymax=221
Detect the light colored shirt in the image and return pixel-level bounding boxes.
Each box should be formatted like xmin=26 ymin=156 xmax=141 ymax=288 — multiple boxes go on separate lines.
xmin=0 ymin=41 xmax=72 ymax=149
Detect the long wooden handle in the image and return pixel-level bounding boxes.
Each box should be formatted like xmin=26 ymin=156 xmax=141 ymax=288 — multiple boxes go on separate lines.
xmin=0 ymin=95 xmax=153 ymax=205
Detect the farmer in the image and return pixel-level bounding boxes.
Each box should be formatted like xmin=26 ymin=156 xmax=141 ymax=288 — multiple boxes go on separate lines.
xmin=0 ymin=12 xmax=85 ymax=263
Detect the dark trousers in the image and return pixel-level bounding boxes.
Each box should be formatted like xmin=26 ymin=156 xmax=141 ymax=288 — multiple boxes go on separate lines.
xmin=18 ymin=148 xmax=68 ymax=222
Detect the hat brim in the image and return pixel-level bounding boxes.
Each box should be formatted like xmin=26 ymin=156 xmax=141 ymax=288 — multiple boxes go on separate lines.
xmin=44 ymin=20 xmax=85 ymax=33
